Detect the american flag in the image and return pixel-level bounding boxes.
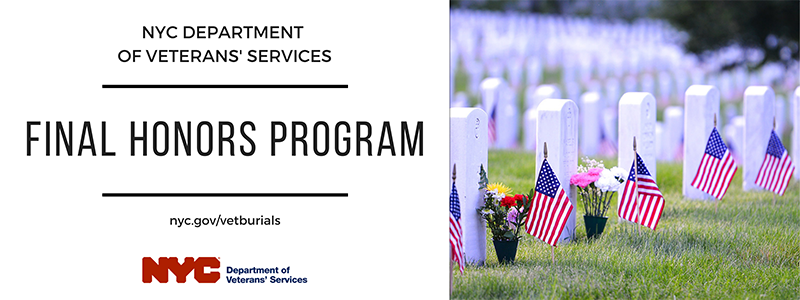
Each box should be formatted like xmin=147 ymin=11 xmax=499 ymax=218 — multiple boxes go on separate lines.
xmin=755 ymin=130 xmax=795 ymax=196
xmin=449 ymin=182 xmax=466 ymax=274
xmin=487 ymin=107 xmax=497 ymax=145
xmin=691 ymin=128 xmax=737 ymax=199
xmin=618 ymin=154 xmax=664 ymax=230
xmin=525 ymin=158 xmax=573 ymax=247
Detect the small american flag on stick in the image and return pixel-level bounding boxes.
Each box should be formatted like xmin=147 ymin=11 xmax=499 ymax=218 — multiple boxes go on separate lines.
xmin=691 ymin=127 xmax=737 ymax=200
xmin=449 ymin=166 xmax=466 ymax=274
xmin=525 ymin=149 xmax=573 ymax=247
xmin=755 ymin=130 xmax=795 ymax=196
xmin=618 ymin=145 xmax=665 ymax=230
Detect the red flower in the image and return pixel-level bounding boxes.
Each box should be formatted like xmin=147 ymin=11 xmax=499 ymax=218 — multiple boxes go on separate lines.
xmin=513 ymin=194 xmax=525 ymax=204
xmin=500 ymin=195 xmax=517 ymax=207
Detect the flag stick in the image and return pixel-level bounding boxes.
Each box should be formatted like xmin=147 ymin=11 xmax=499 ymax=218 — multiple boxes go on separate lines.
xmin=450 ymin=245 xmax=453 ymax=295
xmin=772 ymin=117 xmax=777 ymax=206
xmin=544 ymin=142 xmax=548 ymax=159
xmin=634 ymin=137 xmax=639 ymax=235
xmin=545 ymin=143 xmax=556 ymax=264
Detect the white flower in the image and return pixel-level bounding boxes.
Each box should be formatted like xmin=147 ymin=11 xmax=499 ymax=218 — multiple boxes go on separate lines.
xmin=480 ymin=208 xmax=494 ymax=216
xmin=596 ymin=168 xmax=624 ymax=192
xmin=610 ymin=166 xmax=627 ymax=181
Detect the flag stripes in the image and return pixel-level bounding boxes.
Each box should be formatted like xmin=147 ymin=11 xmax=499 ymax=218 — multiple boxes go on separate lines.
xmin=691 ymin=128 xmax=737 ymax=199
xmin=618 ymin=153 xmax=664 ymax=230
xmin=755 ymin=130 xmax=795 ymax=196
xmin=635 ymin=175 xmax=664 ymax=230
xmin=449 ymin=182 xmax=466 ymax=274
xmin=525 ymin=159 xmax=573 ymax=247
xmin=618 ymin=178 xmax=638 ymax=223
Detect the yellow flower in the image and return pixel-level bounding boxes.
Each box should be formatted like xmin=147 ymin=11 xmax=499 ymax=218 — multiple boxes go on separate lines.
xmin=486 ymin=182 xmax=511 ymax=195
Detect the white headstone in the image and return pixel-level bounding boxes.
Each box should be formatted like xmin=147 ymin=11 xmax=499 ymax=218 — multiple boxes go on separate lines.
xmin=602 ymin=107 xmax=618 ymax=144
xmin=536 ymin=99 xmax=578 ymax=243
xmin=624 ymin=75 xmax=638 ymax=93
xmin=527 ymin=59 xmax=542 ymax=87
xmin=776 ymin=95 xmax=786 ymax=136
xmin=449 ymin=107 xmax=488 ymax=265
xmin=580 ymin=92 xmax=602 ymax=156
xmin=487 ymin=61 xmax=504 ymax=78
xmin=663 ymin=106 xmax=684 ymax=161
xmin=466 ymin=61 xmax=484 ymax=94
xmin=655 ymin=122 xmax=664 ymax=160
xmin=682 ymin=85 xmax=720 ymax=200
xmin=727 ymin=116 xmax=745 ymax=160
xmin=480 ymin=78 xmax=517 ymax=149
xmin=618 ymin=92 xmax=657 ymax=189
xmin=690 ymin=69 xmax=705 ymax=86
xmin=524 ymin=85 xmax=562 ymax=151
xmin=641 ymin=73 xmax=655 ymax=96
xmin=674 ymin=70 xmax=688 ymax=103
xmin=507 ymin=58 xmax=523 ymax=88
xmin=725 ymin=104 xmax=738 ymax=125
xmin=526 ymin=84 xmax=562 ymax=110
xmin=658 ymin=71 xmax=673 ymax=103
xmin=794 ymin=87 xmax=800 ymax=179
xmin=565 ymin=82 xmax=581 ymax=104
xmin=524 ymin=109 xmax=537 ymax=151
xmin=452 ymin=92 xmax=469 ymax=108
xmin=743 ymin=86 xmax=775 ymax=191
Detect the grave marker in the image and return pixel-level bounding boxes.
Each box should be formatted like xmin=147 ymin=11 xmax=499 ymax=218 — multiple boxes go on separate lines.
xmin=536 ymin=99 xmax=578 ymax=243
xmin=480 ymin=78 xmax=518 ymax=149
xmin=663 ymin=106 xmax=684 ymax=161
xmin=450 ymin=107 xmax=488 ymax=265
xmin=619 ymin=92 xmax=657 ymax=193
xmin=524 ymin=85 xmax=562 ymax=151
xmin=743 ymin=86 xmax=775 ymax=191
xmin=580 ymin=92 xmax=602 ymax=156
xmin=776 ymin=95 xmax=786 ymax=136
xmin=683 ymin=85 xmax=719 ymax=200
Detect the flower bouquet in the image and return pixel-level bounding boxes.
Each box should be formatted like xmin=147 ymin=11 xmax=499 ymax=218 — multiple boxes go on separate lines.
xmin=570 ymin=157 xmax=626 ymax=239
xmin=475 ymin=166 xmax=530 ymax=263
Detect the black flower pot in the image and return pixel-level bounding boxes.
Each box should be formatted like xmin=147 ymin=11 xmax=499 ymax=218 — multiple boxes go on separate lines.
xmin=584 ymin=215 xmax=608 ymax=239
xmin=492 ymin=240 xmax=519 ymax=264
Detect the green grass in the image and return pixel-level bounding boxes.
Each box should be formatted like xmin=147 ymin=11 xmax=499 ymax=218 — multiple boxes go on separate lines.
xmin=452 ymin=150 xmax=800 ymax=299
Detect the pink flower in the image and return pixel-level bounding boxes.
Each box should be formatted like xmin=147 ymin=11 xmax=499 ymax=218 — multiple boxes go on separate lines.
xmin=506 ymin=207 xmax=519 ymax=230
xmin=570 ymin=173 xmax=585 ymax=186
xmin=570 ymin=173 xmax=591 ymax=188
xmin=587 ymin=168 xmax=603 ymax=177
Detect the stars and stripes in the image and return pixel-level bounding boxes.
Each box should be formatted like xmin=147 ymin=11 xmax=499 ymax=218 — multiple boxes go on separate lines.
xmin=487 ymin=107 xmax=497 ymax=145
xmin=755 ymin=130 xmax=795 ymax=196
xmin=525 ymin=159 xmax=573 ymax=247
xmin=449 ymin=182 xmax=466 ymax=274
xmin=618 ymin=153 xmax=665 ymax=230
xmin=691 ymin=128 xmax=737 ymax=199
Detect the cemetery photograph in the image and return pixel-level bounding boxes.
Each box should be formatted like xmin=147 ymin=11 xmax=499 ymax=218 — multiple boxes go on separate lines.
xmin=448 ymin=1 xmax=799 ymax=298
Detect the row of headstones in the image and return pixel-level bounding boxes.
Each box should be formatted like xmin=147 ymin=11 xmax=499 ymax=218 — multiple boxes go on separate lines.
xmin=451 ymin=10 xmax=686 ymax=75
xmin=451 ymin=9 xmax=794 ymax=86
xmin=455 ymin=78 xmax=795 ymax=161
xmin=455 ymin=60 xmax=791 ymax=110
xmin=451 ymin=85 xmax=800 ymax=264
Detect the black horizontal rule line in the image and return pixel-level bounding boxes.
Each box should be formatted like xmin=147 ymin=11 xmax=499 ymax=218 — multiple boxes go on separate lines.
xmin=101 ymin=84 xmax=348 ymax=89
xmin=102 ymin=193 xmax=348 ymax=197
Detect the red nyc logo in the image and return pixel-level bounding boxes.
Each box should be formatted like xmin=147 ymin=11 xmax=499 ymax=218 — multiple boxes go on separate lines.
xmin=142 ymin=257 xmax=220 ymax=283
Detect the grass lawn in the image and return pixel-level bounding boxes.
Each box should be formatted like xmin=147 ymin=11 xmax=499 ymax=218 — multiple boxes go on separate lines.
xmin=452 ymin=150 xmax=800 ymax=299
